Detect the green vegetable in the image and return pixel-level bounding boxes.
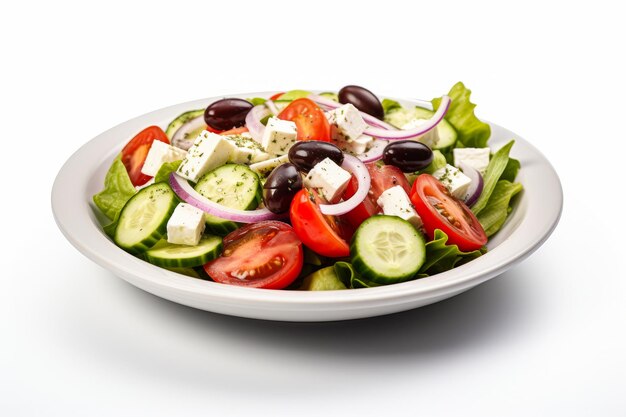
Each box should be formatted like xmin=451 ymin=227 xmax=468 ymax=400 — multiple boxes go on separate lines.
xmin=278 ymin=89 xmax=311 ymax=100
xmin=334 ymin=261 xmax=379 ymax=289
xmin=154 ymin=160 xmax=182 ymax=183
xmin=165 ymin=109 xmax=204 ymax=139
xmin=471 ymin=140 xmax=515 ymax=214
xmin=501 ymin=157 xmax=521 ymax=182
xmin=382 ymin=98 xmax=402 ymax=114
xmin=248 ymin=97 xmax=267 ymax=106
xmin=319 ymin=92 xmax=339 ymax=102
xmin=421 ymin=150 xmax=447 ymax=174
xmin=419 ymin=230 xmax=486 ymax=275
xmin=432 ymin=82 xmax=491 ymax=149
xmin=93 ymin=156 xmax=136 ymax=222
xmin=477 ymin=181 xmax=523 ymax=237
xmin=300 ymin=266 xmax=347 ymax=291
xmin=145 ymin=235 xmax=223 ymax=268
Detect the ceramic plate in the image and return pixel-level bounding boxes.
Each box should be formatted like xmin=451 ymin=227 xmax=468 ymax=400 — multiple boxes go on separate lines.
xmin=52 ymin=92 xmax=562 ymax=322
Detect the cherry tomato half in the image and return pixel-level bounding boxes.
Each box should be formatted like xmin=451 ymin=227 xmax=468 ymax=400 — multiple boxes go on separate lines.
xmin=278 ymin=98 xmax=331 ymax=142
xmin=204 ymin=221 xmax=303 ymax=289
xmin=120 ymin=126 xmax=169 ymax=187
xmin=410 ymin=174 xmax=487 ymax=251
xmin=289 ymin=189 xmax=350 ymax=258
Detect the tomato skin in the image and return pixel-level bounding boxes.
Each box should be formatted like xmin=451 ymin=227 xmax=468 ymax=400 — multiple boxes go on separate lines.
xmin=219 ymin=126 xmax=249 ymax=135
xmin=278 ymin=98 xmax=331 ymax=142
xmin=290 ymin=189 xmax=350 ymax=258
xmin=340 ymin=175 xmax=379 ymax=229
xmin=269 ymin=92 xmax=284 ymax=101
xmin=410 ymin=174 xmax=487 ymax=252
xmin=204 ymin=221 xmax=303 ymax=289
xmin=121 ymin=126 xmax=169 ymax=186
xmin=367 ymin=163 xmax=411 ymax=202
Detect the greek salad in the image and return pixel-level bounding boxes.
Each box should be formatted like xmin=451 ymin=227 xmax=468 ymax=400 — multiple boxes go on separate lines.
xmin=93 ymin=82 xmax=523 ymax=290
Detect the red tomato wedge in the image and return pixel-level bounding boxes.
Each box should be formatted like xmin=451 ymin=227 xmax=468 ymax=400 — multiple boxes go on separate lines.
xmin=121 ymin=126 xmax=169 ymax=187
xmin=269 ymin=92 xmax=284 ymax=101
xmin=219 ymin=126 xmax=249 ymax=135
xmin=278 ymin=98 xmax=331 ymax=142
xmin=410 ymin=174 xmax=487 ymax=251
xmin=340 ymin=174 xmax=379 ymax=229
xmin=289 ymin=189 xmax=350 ymax=258
xmin=204 ymin=221 xmax=303 ymax=289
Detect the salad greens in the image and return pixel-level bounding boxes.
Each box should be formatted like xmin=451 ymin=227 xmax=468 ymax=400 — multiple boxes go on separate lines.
xmin=477 ymin=181 xmax=524 ymax=237
xmin=471 ymin=140 xmax=515 ymax=214
xmin=93 ymin=156 xmax=136 ymax=222
xmin=419 ymin=230 xmax=486 ymax=275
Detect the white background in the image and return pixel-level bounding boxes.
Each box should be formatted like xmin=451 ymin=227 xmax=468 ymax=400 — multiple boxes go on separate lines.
xmin=2 ymin=0 xmax=624 ymax=415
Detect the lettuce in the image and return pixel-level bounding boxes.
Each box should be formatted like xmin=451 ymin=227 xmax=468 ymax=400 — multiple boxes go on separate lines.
xmin=477 ymin=180 xmax=523 ymax=237
xmin=93 ymin=157 xmax=136 ymax=222
xmin=277 ymin=90 xmax=311 ymax=101
xmin=382 ymin=98 xmax=402 ymax=114
xmin=154 ymin=160 xmax=182 ymax=183
xmin=248 ymin=97 xmax=267 ymax=106
xmin=471 ymin=140 xmax=515 ymax=215
xmin=432 ymin=82 xmax=491 ymax=149
xmin=419 ymin=230 xmax=486 ymax=275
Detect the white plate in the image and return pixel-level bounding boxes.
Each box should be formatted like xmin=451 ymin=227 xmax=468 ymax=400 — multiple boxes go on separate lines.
xmin=51 ymin=92 xmax=562 ymax=322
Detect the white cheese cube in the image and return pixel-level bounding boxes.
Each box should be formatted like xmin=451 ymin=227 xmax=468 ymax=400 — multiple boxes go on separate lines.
xmin=303 ymin=157 xmax=351 ymax=203
xmin=336 ymin=134 xmax=373 ymax=156
xmin=400 ymin=118 xmax=440 ymax=149
xmin=140 ymin=140 xmax=188 ymax=177
xmin=261 ymin=117 xmax=298 ymax=155
xmin=376 ymin=185 xmax=423 ymax=228
xmin=166 ymin=203 xmax=206 ymax=246
xmin=453 ymin=147 xmax=491 ymax=174
xmin=249 ymin=154 xmax=290 ymax=177
xmin=326 ymin=104 xmax=367 ymax=141
xmin=176 ymin=131 xmax=233 ymax=182
xmin=223 ymin=134 xmax=270 ymax=164
xmin=432 ymin=164 xmax=472 ymax=199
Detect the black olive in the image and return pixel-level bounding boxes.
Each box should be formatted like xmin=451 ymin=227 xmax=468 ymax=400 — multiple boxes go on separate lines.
xmin=262 ymin=163 xmax=303 ymax=214
xmin=288 ymin=141 xmax=344 ymax=173
xmin=383 ymin=141 xmax=433 ymax=172
xmin=338 ymin=85 xmax=384 ymax=119
xmin=204 ymin=98 xmax=253 ymax=131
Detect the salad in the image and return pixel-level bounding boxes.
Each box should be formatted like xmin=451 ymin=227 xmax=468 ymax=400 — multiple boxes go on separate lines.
xmin=93 ymin=82 xmax=523 ymax=290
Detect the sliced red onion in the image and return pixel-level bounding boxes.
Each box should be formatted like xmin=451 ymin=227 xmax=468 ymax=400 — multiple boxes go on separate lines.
xmin=458 ymin=161 xmax=484 ymax=207
xmin=172 ymin=115 xmax=206 ymax=150
xmin=265 ymin=100 xmax=279 ymax=115
xmin=363 ymin=96 xmax=451 ymax=141
xmin=356 ymin=138 xmax=388 ymax=163
xmin=169 ymin=173 xmax=284 ymax=222
xmin=245 ymin=105 xmax=271 ymax=143
xmin=318 ymin=155 xmax=371 ymax=216
xmin=308 ymin=94 xmax=396 ymax=130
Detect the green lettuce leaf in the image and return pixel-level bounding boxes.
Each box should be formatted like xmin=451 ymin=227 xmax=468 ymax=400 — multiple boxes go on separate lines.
xmin=471 ymin=140 xmax=515 ymax=214
xmin=501 ymin=157 xmax=521 ymax=182
xmin=432 ymin=82 xmax=491 ymax=148
xmin=477 ymin=180 xmax=523 ymax=237
xmin=248 ymin=97 xmax=267 ymax=106
xmin=419 ymin=230 xmax=486 ymax=275
xmin=93 ymin=157 xmax=136 ymax=222
xmin=382 ymin=98 xmax=402 ymax=114
xmin=154 ymin=160 xmax=182 ymax=183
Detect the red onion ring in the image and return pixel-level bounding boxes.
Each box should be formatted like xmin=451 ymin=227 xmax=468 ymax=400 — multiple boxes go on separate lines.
xmin=363 ymin=96 xmax=451 ymax=141
xmin=169 ymin=173 xmax=285 ymax=223
xmin=458 ymin=161 xmax=484 ymax=207
xmin=318 ymin=155 xmax=371 ymax=216
xmin=245 ymin=105 xmax=271 ymax=143
xmin=172 ymin=115 xmax=206 ymax=151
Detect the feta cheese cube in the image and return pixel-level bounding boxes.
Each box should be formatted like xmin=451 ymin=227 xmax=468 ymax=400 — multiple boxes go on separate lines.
xmin=432 ymin=164 xmax=472 ymax=199
xmin=303 ymin=157 xmax=351 ymax=203
xmin=223 ymin=134 xmax=270 ymax=164
xmin=336 ymin=134 xmax=373 ymax=156
xmin=249 ymin=154 xmax=290 ymax=177
xmin=176 ymin=131 xmax=233 ymax=182
xmin=377 ymin=185 xmax=423 ymax=228
xmin=262 ymin=117 xmax=297 ymax=155
xmin=400 ymin=119 xmax=440 ymax=149
xmin=453 ymin=147 xmax=491 ymax=174
xmin=326 ymin=104 xmax=367 ymax=141
xmin=140 ymin=140 xmax=188 ymax=177
xmin=166 ymin=203 xmax=206 ymax=246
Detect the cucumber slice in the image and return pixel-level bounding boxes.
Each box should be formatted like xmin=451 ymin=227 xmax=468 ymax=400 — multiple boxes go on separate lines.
xmin=165 ymin=109 xmax=205 ymax=139
xmin=145 ymin=235 xmax=223 ymax=268
xmin=384 ymin=107 xmax=457 ymax=149
xmin=194 ymin=164 xmax=262 ymax=236
xmin=114 ymin=183 xmax=178 ymax=254
xmin=350 ymin=215 xmax=426 ymax=284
